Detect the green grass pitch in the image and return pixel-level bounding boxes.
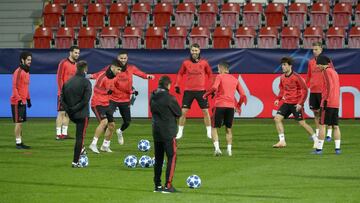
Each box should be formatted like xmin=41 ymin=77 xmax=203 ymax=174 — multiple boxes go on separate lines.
xmin=0 ymin=118 xmax=359 ymax=203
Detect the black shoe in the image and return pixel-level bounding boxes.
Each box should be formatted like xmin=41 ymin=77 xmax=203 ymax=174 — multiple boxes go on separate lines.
xmin=16 ymin=143 xmax=31 ymax=149
xmin=162 ymin=186 xmax=177 ymax=193
xmin=153 ymin=185 xmax=162 ymax=192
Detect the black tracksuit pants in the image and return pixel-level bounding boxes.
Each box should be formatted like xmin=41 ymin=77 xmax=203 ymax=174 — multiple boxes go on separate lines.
xmin=72 ymin=117 xmax=88 ymax=163
xmin=153 ymin=137 xmax=177 ymax=188
xmin=111 ymin=101 xmax=131 ymax=131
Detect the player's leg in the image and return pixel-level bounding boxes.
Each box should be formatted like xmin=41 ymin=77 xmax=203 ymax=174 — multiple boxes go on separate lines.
xmin=176 ymin=91 xmax=194 ymax=139
xmin=101 ymin=109 xmax=115 ymax=152
xmin=55 ymin=112 xmax=63 ymax=139
xmin=212 ymin=107 xmax=223 ymax=155
xmin=273 ymin=104 xmax=287 ymax=148
xmin=164 ymin=138 xmax=177 ymax=192
xmin=61 ymin=113 xmax=70 ymax=138
xmin=333 ymin=125 xmax=341 ymax=154
xmin=197 ymin=91 xmax=211 ymax=139
xmin=72 ymin=118 xmax=88 ymax=167
xmin=293 ymin=105 xmax=317 ymax=147
xmin=224 ymin=108 xmax=235 ymax=156
xmin=12 ymin=104 xmax=30 ymax=149
xmin=89 ymin=106 xmax=107 ymax=153
xmin=309 ymin=93 xmax=321 ymax=137
xmin=116 ymin=103 xmax=131 ymax=145
xmin=326 ymin=125 xmax=333 ymax=142
xmin=153 ymin=140 xmax=164 ymax=192
xmin=313 ymin=107 xmax=327 ymax=154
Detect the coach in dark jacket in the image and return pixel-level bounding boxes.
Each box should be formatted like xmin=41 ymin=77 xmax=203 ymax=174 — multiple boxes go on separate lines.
xmin=150 ymin=75 xmax=181 ymax=193
xmin=61 ymin=60 xmax=92 ymax=168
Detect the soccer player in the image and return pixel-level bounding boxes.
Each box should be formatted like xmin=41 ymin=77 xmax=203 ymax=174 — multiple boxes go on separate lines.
xmin=306 ymin=42 xmax=333 ymax=142
xmin=88 ymin=60 xmax=121 ymax=153
xmin=313 ymin=55 xmax=341 ymax=155
xmin=10 ymin=51 xmax=33 ymax=149
xmin=273 ymin=57 xmax=317 ymax=148
xmin=55 ymin=46 xmax=80 ymax=140
xmin=61 ymin=61 xmax=92 ymax=167
xmin=112 ymin=51 xmax=155 ymax=145
xmin=175 ymin=43 xmax=213 ymax=140
xmin=203 ymin=61 xmax=247 ymax=156
xmin=150 ymin=75 xmax=181 ymax=193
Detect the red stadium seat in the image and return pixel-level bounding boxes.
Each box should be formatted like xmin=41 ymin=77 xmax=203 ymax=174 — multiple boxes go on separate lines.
xmin=55 ymin=27 xmax=75 ymax=48
xmin=243 ymin=3 xmax=263 ymax=29
xmin=258 ymin=26 xmax=278 ymax=48
xmin=131 ymin=3 xmax=151 ymax=28
xmin=43 ymin=3 xmax=62 ymax=28
xmin=33 ymin=27 xmax=53 ymax=48
xmin=220 ymin=3 xmax=241 ymax=29
xmin=310 ymin=3 xmax=330 ymax=29
xmin=175 ymin=3 xmax=196 ymax=28
xmin=99 ymin=27 xmax=120 ymax=48
xmin=213 ymin=26 xmax=233 ymax=49
xmin=87 ymin=3 xmax=106 ymax=28
xmin=348 ymin=26 xmax=360 ymax=48
xmin=53 ymin=0 xmax=68 ymax=7
xmin=189 ymin=27 xmax=210 ymax=48
xmin=109 ymin=3 xmax=128 ymax=28
xmin=167 ymin=26 xmax=188 ymax=49
xmin=264 ymin=3 xmax=285 ymax=28
xmin=326 ymin=27 xmax=346 ymax=49
xmin=145 ymin=27 xmax=165 ymax=49
xmin=281 ymin=26 xmax=300 ymax=49
xmin=65 ymin=4 xmax=84 ymax=27
xmin=303 ymin=26 xmax=323 ymax=49
xmin=356 ymin=4 xmax=360 ymax=26
xmin=122 ymin=26 xmax=142 ymax=49
xmin=198 ymin=3 xmax=218 ymax=28
xmin=333 ymin=3 xmax=352 ymax=28
xmin=78 ymin=27 xmax=97 ymax=48
xmin=153 ymin=3 xmax=173 ymax=28
xmin=234 ymin=26 xmax=256 ymax=48
xmin=288 ymin=3 xmax=307 ymax=29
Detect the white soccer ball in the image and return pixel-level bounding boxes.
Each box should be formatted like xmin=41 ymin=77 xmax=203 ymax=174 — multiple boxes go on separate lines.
xmin=124 ymin=155 xmax=137 ymax=168
xmin=186 ymin=175 xmax=201 ymax=188
xmin=79 ymin=154 xmax=89 ymax=167
xmin=138 ymin=139 xmax=151 ymax=152
xmin=139 ymin=155 xmax=153 ymax=168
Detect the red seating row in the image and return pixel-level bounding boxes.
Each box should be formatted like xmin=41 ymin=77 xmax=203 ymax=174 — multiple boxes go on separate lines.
xmin=33 ymin=25 xmax=360 ymax=49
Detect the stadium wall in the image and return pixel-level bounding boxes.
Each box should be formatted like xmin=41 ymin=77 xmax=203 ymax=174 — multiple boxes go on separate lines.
xmin=0 ymin=49 xmax=359 ymax=118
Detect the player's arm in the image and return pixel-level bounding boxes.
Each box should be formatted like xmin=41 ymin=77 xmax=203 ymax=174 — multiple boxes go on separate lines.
xmin=205 ymin=61 xmax=213 ymax=80
xmin=175 ymin=62 xmax=186 ymax=93
xmin=236 ymin=81 xmax=247 ymax=106
xmin=132 ymin=66 xmax=154 ymax=79
xmin=169 ymin=95 xmax=182 ymax=118
xmin=94 ymin=77 xmax=110 ymax=95
xmin=203 ymin=75 xmax=220 ymax=98
xmin=12 ymin=70 xmax=22 ymax=103
xmin=70 ymin=81 xmax=92 ymax=113
xmin=57 ymin=61 xmax=65 ymax=92
xmin=321 ymin=69 xmax=331 ymax=107
xmin=297 ymin=74 xmax=308 ymax=106
xmin=305 ymin=62 xmax=311 ymax=87
xmin=274 ymin=79 xmax=284 ymax=106
xmin=60 ymin=86 xmax=70 ymax=113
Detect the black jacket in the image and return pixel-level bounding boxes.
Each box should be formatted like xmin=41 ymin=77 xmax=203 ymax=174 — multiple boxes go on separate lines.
xmin=150 ymin=87 xmax=181 ymax=141
xmin=61 ymin=71 xmax=92 ymax=121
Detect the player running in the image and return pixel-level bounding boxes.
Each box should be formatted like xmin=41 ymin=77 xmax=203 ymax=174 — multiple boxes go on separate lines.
xmin=203 ymin=61 xmax=247 ymax=156
xmin=273 ymin=57 xmax=317 ymax=148
xmin=175 ymin=43 xmax=213 ymax=140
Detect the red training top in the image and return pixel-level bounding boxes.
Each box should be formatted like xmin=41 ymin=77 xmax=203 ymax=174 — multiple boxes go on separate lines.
xmin=57 ymin=58 xmax=76 ymax=96
xmin=321 ymin=67 xmax=340 ymax=108
xmin=175 ymin=59 xmax=212 ymax=91
xmin=91 ymin=70 xmax=115 ymax=107
xmin=211 ymin=74 xmax=246 ymax=108
xmin=276 ymin=71 xmax=308 ymax=105
xmin=306 ymin=58 xmax=335 ymax=93
xmin=10 ymin=66 xmax=30 ymax=105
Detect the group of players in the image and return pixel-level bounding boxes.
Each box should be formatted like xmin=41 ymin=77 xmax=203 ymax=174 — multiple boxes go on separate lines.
xmin=10 ymin=42 xmax=341 ymax=160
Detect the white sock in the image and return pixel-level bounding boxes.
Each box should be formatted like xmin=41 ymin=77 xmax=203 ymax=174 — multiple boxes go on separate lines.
xmin=62 ymin=125 xmax=68 ymax=135
xmin=335 ymin=140 xmax=341 ymax=149
xmin=317 ymin=140 xmax=324 ymax=150
xmin=16 ymin=138 xmax=22 ymax=144
xmin=227 ymin=144 xmax=232 ymax=151
xmin=56 ymin=127 xmax=62 ymax=135
xmin=326 ymin=129 xmax=332 ymax=137
xmin=103 ymin=140 xmax=110 ymax=147
xmin=312 ymin=133 xmax=318 ymax=142
xmin=178 ymin=126 xmax=184 ymax=133
xmin=315 ymin=129 xmax=319 ymax=137
xmin=213 ymin=141 xmax=220 ymax=151
xmin=91 ymin=137 xmax=98 ymax=145
xmin=206 ymin=126 xmax=211 ymax=133
xmin=278 ymin=133 xmax=285 ymax=142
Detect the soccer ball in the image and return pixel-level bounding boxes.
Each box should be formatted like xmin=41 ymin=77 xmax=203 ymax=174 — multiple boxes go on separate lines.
xmin=79 ymin=154 xmax=89 ymax=167
xmin=138 ymin=139 xmax=151 ymax=152
xmin=186 ymin=175 xmax=201 ymax=188
xmin=124 ymin=155 xmax=137 ymax=168
xmin=139 ymin=155 xmax=153 ymax=168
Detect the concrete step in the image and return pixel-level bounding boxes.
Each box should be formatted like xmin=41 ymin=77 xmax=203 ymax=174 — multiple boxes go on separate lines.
xmin=0 ymin=25 xmax=34 ymax=34
xmin=0 ymin=41 xmax=30 ymax=48
xmin=0 ymin=2 xmax=44 ymax=11
xmin=0 ymin=10 xmax=42 ymax=18
xmin=0 ymin=18 xmax=40 ymax=26
xmin=0 ymin=33 xmax=34 ymax=42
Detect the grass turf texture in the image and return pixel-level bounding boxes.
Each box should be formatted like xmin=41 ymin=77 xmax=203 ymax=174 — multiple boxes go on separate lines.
xmin=0 ymin=118 xmax=359 ymax=203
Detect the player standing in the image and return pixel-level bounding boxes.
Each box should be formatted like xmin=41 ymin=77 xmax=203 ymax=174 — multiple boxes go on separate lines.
xmin=203 ymin=61 xmax=247 ymax=156
xmin=313 ymin=55 xmax=341 ymax=155
xmin=273 ymin=57 xmax=317 ymax=148
xmin=306 ymin=42 xmax=333 ymax=141
xmin=10 ymin=51 xmax=33 ymax=149
xmin=113 ymin=51 xmax=155 ymax=145
xmin=88 ymin=60 xmax=121 ymax=153
xmin=55 ymin=46 xmax=80 ymax=140
xmin=175 ymin=43 xmax=213 ymax=139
